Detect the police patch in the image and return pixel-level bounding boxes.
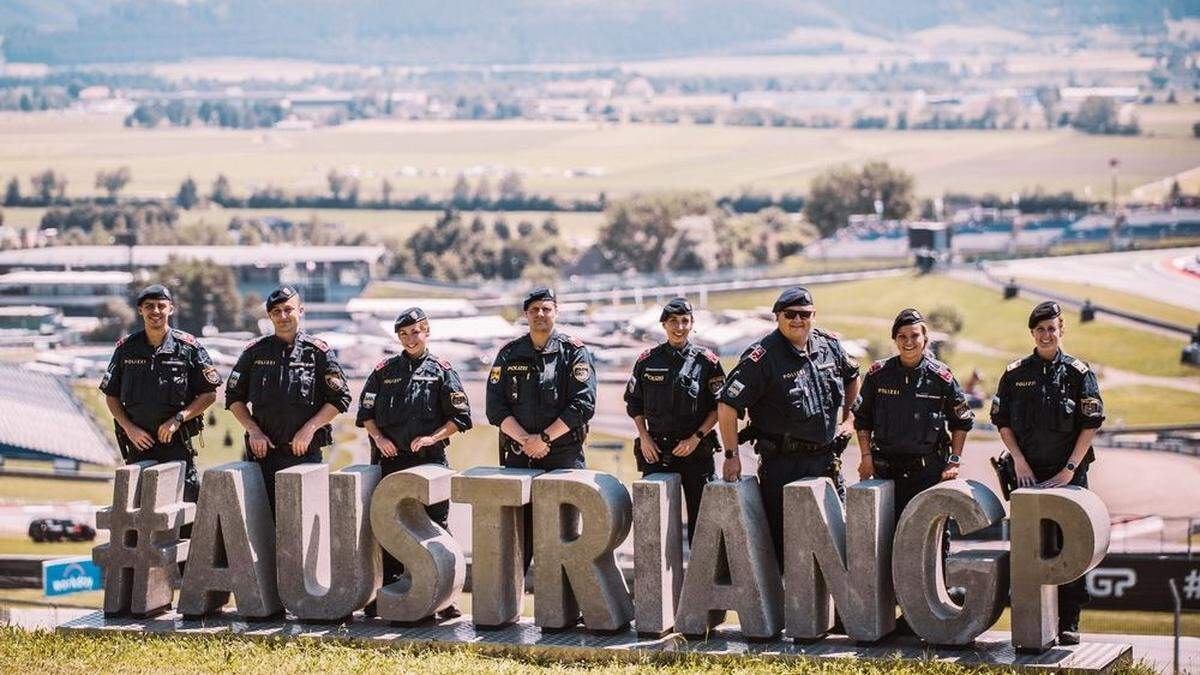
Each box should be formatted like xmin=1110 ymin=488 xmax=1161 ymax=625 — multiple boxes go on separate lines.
xmin=636 ymin=349 xmax=651 ymax=363
xmin=310 ymin=337 xmax=330 ymax=352
xmin=325 ymin=372 xmax=345 ymax=390
xmin=362 ymin=392 xmax=376 ymax=409
xmin=726 ymin=380 xmax=745 ymax=398
xmin=573 ymin=363 xmax=590 ymax=382
xmin=626 ymin=377 xmax=636 ymax=394
xmin=954 ymin=400 xmax=972 ymax=420
xmin=100 ymin=366 xmax=113 ymax=389
xmin=1081 ymin=397 xmax=1103 ymax=417
xmin=703 ymin=349 xmax=718 ymax=364
xmin=450 ymin=391 xmax=469 ymax=409
xmin=747 ymin=345 xmax=766 ymax=362
xmin=489 ymin=366 xmax=501 ymax=384
xmin=990 ymin=395 xmax=1000 ymax=417
xmin=1071 ymin=358 xmax=1089 ymax=374
xmin=709 ymin=376 xmax=725 ymax=394
xmin=203 ymin=366 xmax=221 ymax=386
xmin=228 ymin=371 xmax=241 ymax=389
xmin=868 ymin=359 xmax=885 ymax=375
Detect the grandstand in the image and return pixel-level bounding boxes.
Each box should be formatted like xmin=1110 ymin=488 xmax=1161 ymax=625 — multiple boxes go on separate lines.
xmin=0 ymin=363 xmax=118 ymax=470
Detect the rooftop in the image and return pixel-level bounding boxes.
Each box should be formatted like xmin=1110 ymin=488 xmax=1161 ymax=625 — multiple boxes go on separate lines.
xmin=0 ymin=363 xmax=119 ymax=467
xmin=0 ymin=245 xmax=386 ymax=269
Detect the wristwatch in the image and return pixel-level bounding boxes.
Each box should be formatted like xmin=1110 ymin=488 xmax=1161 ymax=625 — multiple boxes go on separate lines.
xmin=174 ymin=412 xmax=186 ymax=423
xmin=693 ymin=430 xmax=706 ymax=440
xmin=1065 ymin=461 xmax=1077 ymax=471
xmin=540 ymin=431 xmax=552 ymax=444
xmin=947 ymin=454 xmax=961 ymax=465
xmin=723 ymin=447 xmax=735 ymax=459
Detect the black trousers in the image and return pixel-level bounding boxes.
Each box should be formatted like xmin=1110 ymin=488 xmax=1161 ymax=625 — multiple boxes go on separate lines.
xmin=875 ymin=456 xmax=946 ymax=525
xmin=1031 ymin=464 xmax=1091 ymax=630
xmin=757 ymin=449 xmax=843 ymax=568
xmin=502 ymin=447 xmax=586 ymax=573
xmin=376 ymin=453 xmax=451 ymax=585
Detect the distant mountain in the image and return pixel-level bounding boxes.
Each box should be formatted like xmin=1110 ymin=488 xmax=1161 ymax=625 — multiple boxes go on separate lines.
xmin=0 ymin=0 xmax=1191 ymax=66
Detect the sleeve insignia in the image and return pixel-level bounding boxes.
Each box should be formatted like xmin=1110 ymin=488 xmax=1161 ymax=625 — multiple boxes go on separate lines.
xmin=228 ymin=371 xmax=241 ymax=389
xmin=325 ymin=372 xmax=345 ymax=390
xmin=449 ymin=391 xmax=469 ymax=409
xmin=489 ymin=366 xmax=502 ymax=384
xmin=747 ymin=344 xmax=766 ymax=362
xmin=708 ymin=376 xmax=725 ymax=394
xmin=1081 ymin=397 xmax=1103 ymax=417
xmin=202 ymin=366 xmax=221 ymax=386
xmin=100 ymin=366 xmax=113 ymax=389
xmin=626 ymin=377 xmax=636 ymax=394
xmin=989 ymin=395 xmax=1000 ymax=417
xmin=572 ymin=362 xmax=591 ymax=382
xmin=362 ymin=392 xmax=376 ymax=409
xmin=725 ymin=379 xmax=745 ymax=397
xmin=1070 ymin=358 xmax=1089 ymax=374
xmin=954 ymin=400 xmax=973 ymax=420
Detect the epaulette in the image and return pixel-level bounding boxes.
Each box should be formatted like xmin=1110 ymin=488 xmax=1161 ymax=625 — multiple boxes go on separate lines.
xmin=563 ymin=334 xmax=584 ymax=348
xmin=305 ymin=335 xmax=330 ymax=352
xmin=172 ymin=329 xmax=197 ymax=346
xmin=702 ymin=348 xmax=719 ymax=364
xmin=815 ymin=327 xmax=841 ymax=340
xmin=746 ymin=344 xmax=766 ymax=363
xmin=868 ymin=359 xmax=886 ymax=375
xmin=1070 ymin=358 xmax=1089 ymax=374
xmin=636 ymin=349 xmax=652 ymax=363
xmin=374 ymin=358 xmax=390 ymax=372
xmin=930 ymin=361 xmax=953 ymax=383
xmin=244 ymin=336 xmax=266 ymax=350
xmin=434 ymin=356 xmax=453 ymax=370
xmin=115 ymin=333 xmax=130 ymax=348
xmin=1006 ymin=358 xmax=1023 ymax=372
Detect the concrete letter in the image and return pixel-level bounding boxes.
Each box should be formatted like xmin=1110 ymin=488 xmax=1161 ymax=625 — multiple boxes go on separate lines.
xmin=632 ymin=473 xmax=684 ymax=636
xmin=893 ymin=480 xmax=1008 ymax=646
xmin=532 ymin=469 xmax=634 ymax=631
xmin=675 ymin=478 xmax=782 ymax=640
xmin=178 ymin=462 xmax=281 ymax=618
xmin=784 ymin=478 xmax=895 ymax=641
xmin=275 ymin=463 xmax=381 ymax=621
xmin=370 ymin=464 xmax=464 ymax=623
xmin=93 ymin=461 xmax=194 ymax=617
xmin=1010 ymin=487 xmax=1110 ymax=651
xmin=451 ymin=466 xmax=542 ymax=627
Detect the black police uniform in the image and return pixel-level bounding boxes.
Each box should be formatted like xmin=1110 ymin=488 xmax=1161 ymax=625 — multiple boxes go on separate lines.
xmin=855 ymin=354 xmax=974 ymax=521
xmin=225 ymin=332 xmax=352 ymax=513
xmin=485 ymin=329 xmax=597 ymax=568
xmin=356 ymin=349 xmax=472 ymax=584
xmin=991 ymin=347 xmax=1104 ymax=632
xmin=720 ymin=327 xmax=859 ymax=564
xmin=100 ymin=328 xmax=220 ymax=502
xmin=624 ymin=341 xmax=725 ymax=544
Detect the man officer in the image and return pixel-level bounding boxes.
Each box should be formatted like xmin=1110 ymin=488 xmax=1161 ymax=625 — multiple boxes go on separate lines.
xmin=991 ymin=300 xmax=1104 ymax=646
xmin=854 ymin=308 xmax=973 ymax=522
xmin=101 ymin=284 xmax=220 ymax=505
xmin=624 ymin=298 xmax=725 ymax=544
xmin=226 ymin=286 xmax=352 ymax=514
xmin=717 ymin=286 xmax=860 ymax=564
xmin=485 ymin=286 xmax=597 ymax=568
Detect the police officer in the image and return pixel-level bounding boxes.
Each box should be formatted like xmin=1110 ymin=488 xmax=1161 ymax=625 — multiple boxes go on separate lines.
xmin=855 ymin=308 xmax=974 ymax=522
xmin=991 ymin=300 xmax=1104 ymax=646
xmin=226 ymin=286 xmax=352 ymax=515
xmin=101 ymin=284 xmax=220 ymax=505
xmin=624 ymin=298 xmax=725 ymax=544
xmin=717 ymin=286 xmax=860 ymax=565
xmin=357 ymin=307 xmax=472 ymax=620
xmin=485 ymin=286 xmax=597 ymax=569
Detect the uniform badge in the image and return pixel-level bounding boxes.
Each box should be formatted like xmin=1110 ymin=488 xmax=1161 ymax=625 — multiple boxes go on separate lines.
xmin=310 ymin=337 xmax=330 ymax=352
xmin=989 ymin=395 xmax=1000 ymax=417
xmin=228 ymin=371 xmax=241 ymax=388
xmin=325 ymin=372 xmax=344 ymax=390
xmin=375 ymin=359 xmax=389 ymax=372
xmin=636 ymin=349 xmax=651 ymax=363
xmin=1071 ymin=358 xmax=1089 ymax=374
xmin=572 ymin=363 xmax=590 ymax=382
xmin=747 ymin=345 xmax=765 ymax=362
xmin=490 ymin=366 xmax=502 ymax=384
xmin=362 ymin=392 xmax=376 ymax=409
xmin=567 ymin=335 xmax=584 ymax=348
xmin=703 ymin=349 xmax=718 ymax=364
xmin=100 ymin=365 xmax=113 ymax=389
xmin=709 ymin=376 xmax=725 ymax=394
xmin=1081 ymin=397 xmax=1103 ymax=417
xmin=868 ymin=359 xmax=885 ymax=375
xmin=626 ymin=377 xmax=636 ymax=394
xmin=450 ymin=391 xmax=469 ymax=409
xmin=954 ymin=400 xmax=972 ymax=420
xmin=726 ymin=379 xmax=745 ymax=397
xmin=202 ymin=366 xmax=221 ymax=386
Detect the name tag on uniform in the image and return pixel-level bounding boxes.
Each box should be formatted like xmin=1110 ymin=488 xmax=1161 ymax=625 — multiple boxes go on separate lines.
xmin=413 ymin=375 xmax=438 ymax=381
xmin=915 ymin=393 xmax=940 ymax=400
xmin=817 ymin=362 xmax=835 ymax=370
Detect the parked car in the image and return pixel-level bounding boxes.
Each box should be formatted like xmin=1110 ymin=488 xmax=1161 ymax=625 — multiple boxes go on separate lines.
xmin=27 ymin=518 xmax=95 ymax=543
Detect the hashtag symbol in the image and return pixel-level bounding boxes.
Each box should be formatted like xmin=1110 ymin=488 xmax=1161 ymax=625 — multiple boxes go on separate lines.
xmin=1183 ymin=569 xmax=1200 ymax=602
xmin=92 ymin=461 xmax=195 ymax=616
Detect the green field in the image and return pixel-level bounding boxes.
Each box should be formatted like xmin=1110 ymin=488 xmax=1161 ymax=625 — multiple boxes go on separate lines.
xmin=1 ymin=105 xmax=1197 ymax=204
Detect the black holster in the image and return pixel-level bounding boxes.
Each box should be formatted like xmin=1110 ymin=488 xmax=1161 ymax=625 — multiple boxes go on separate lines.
xmin=990 ymin=452 xmax=1017 ymax=500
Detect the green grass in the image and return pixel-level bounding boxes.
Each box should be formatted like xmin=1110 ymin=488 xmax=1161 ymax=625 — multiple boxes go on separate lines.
xmin=0 ymin=536 xmax=94 ymax=556
xmin=0 ymin=626 xmax=1160 ymax=674
xmin=1101 ymin=386 xmax=1200 ymax=427
xmin=709 ymin=273 xmax=1194 ymax=378
xmin=0 ymin=476 xmax=114 ymax=505
xmin=1012 ymin=277 xmax=1200 ymax=330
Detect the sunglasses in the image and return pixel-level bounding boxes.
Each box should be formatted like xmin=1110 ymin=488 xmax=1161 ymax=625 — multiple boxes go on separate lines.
xmin=781 ymin=310 xmax=814 ymax=320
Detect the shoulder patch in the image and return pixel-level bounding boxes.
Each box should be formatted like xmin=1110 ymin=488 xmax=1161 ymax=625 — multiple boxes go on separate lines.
xmin=1006 ymin=358 xmax=1023 ymax=372
xmin=702 ymin=348 xmax=719 ymax=364
xmin=244 ymin=336 xmax=265 ymax=350
xmin=747 ymin=344 xmax=766 ymax=362
xmin=1070 ymin=358 xmax=1089 ymax=374
xmin=817 ymin=328 xmax=841 ymax=340
xmin=374 ymin=358 xmax=390 ymax=372
xmin=172 ymin=329 xmax=197 ymax=346
xmin=308 ymin=336 xmax=330 ymax=352
xmin=115 ymin=334 xmax=129 ymax=347
xmin=931 ymin=362 xmax=953 ymax=383
xmin=435 ymin=356 xmax=453 ymax=370
xmin=636 ymin=349 xmax=652 ymax=363
xmin=566 ymin=334 xmax=584 ymax=348
xmin=868 ymin=359 xmax=886 ymax=375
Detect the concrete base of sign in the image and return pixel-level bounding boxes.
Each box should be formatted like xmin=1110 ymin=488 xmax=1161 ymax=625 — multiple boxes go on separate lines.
xmin=56 ymin=610 xmax=1132 ymax=673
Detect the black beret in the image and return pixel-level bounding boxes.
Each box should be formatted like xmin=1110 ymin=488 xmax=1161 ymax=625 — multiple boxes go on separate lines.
xmin=772 ymin=286 xmax=814 ymax=313
xmin=1028 ymin=301 xmax=1062 ymax=329
xmin=265 ymin=285 xmax=299 ymax=311
xmin=523 ymin=286 xmax=556 ymax=311
xmin=394 ymin=307 xmax=427 ymax=330
xmin=135 ymin=284 xmax=172 ymax=304
xmin=891 ymin=308 xmax=925 ymax=338
xmin=659 ymin=297 xmax=693 ymax=322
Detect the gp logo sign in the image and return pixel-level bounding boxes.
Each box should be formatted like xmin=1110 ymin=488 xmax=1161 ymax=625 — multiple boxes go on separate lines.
xmin=1086 ymin=568 xmax=1137 ymax=598
xmin=43 ymin=556 xmax=103 ymax=596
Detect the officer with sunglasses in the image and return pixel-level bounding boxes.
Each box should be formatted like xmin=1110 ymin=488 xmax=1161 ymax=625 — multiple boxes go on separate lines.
xmin=717 ymin=286 xmax=860 ymax=564
xmin=624 ymin=297 xmax=726 ymax=544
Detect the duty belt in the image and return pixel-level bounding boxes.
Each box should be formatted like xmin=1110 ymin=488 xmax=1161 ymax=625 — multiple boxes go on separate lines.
xmin=750 ymin=429 xmax=836 ymax=456
xmin=871 ymin=447 xmax=943 ymax=478
xmin=635 ymin=431 xmax=714 ymax=471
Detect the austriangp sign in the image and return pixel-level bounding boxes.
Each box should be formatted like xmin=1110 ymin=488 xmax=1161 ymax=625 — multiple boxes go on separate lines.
xmin=91 ymin=460 xmax=1112 ymax=653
